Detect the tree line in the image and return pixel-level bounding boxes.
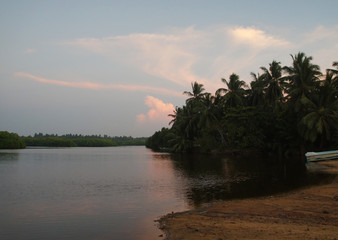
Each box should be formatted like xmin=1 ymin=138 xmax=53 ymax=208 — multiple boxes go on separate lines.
xmin=0 ymin=131 xmax=26 ymax=149
xmin=22 ymin=134 xmax=147 ymax=147
xmin=146 ymin=52 xmax=338 ymax=161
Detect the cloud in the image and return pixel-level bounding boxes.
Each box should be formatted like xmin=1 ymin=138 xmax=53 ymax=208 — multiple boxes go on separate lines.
xmin=25 ymin=48 xmax=36 ymax=54
xmin=303 ymin=25 xmax=338 ymax=44
xmin=136 ymin=114 xmax=147 ymax=124
xmin=229 ymin=26 xmax=291 ymax=49
xmin=22 ymin=25 xmax=335 ymax=96
xmin=63 ymin=27 xmax=208 ymax=87
xmin=137 ymin=96 xmax=174 ymax=124
xmin=294 ymin=25 xmax=338 ymax=70
xmin=14 ymin=72 xmax=184 ymax=97
xmin=61 ymin=25 xmax=296 ymax=93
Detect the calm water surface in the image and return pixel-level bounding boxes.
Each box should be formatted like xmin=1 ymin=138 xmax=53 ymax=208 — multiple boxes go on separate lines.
xmin=0 ymin=146 xmax=332 ymax=240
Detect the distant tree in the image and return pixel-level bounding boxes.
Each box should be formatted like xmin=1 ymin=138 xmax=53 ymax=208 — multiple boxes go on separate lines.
xmin=0 ymin=131 xmax=25 ymax=149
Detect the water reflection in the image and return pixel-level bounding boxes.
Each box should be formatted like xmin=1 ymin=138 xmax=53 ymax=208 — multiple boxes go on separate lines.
xmin=0 ymin=147 xmax=335 ymax=240
xmin=0 ymin=152 xmax=19 ymax=161
xmin=166 ymin=153 xmax=335 ymax=207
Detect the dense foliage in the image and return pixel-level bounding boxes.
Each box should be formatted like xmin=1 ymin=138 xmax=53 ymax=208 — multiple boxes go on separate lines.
xmin=146 ymin=53 xmax=338 ymax=159
xmin=111 ymin=136 xmax=147 ymax=146
xmin=23 ymin=137 xmax=77 ymax=147
xmin=0 ymin=131 xmax=26 ymax=149
xmin=22 ymin=133 xmax=146 ymax=147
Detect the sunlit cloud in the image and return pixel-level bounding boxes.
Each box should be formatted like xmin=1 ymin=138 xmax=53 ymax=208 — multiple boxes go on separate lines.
xmin=25 ymin=48 xmax=36 ymax=54
xmin=14 ymin=72 xmax=184 ymax=97
xmin=136 ymin=114 xmax=147 ymax=124
xmin=18 ymin=25 xmax=338 ymax=96
xmin=137 ymin=96 xmax=174 ymax=124
xmin=229 ymin=26 xmax=291 ymax=48
xmin=63 ymin=27 xmax=208 ymax=87
xmin=61 ymin=25 xmax=296 ymax=92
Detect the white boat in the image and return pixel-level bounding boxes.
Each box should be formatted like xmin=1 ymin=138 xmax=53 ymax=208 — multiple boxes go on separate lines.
xmin=305 ymin=150 xmax=338 ymax=163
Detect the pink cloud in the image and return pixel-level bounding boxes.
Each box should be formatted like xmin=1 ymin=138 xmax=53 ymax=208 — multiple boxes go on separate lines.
xmin=63 ymin=27 xmax=209 ymax=87
xmin=136 ymin=114 xmax=147 ymax=123
xmin=14 ymin=72 xmax=183 ymax=97
xmin=137 ymin=96 xmax=175 ymax=124
xmin=61 ymin=25 xmax=293 ymax=94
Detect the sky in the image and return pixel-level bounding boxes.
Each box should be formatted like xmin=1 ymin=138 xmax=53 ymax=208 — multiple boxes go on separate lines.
xmin=1 ymin=0 xmax=338 ymax=137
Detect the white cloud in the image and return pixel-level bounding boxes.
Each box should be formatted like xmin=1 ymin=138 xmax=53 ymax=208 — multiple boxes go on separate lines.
xmin=229 ymin=26 xmax=291 ymax=48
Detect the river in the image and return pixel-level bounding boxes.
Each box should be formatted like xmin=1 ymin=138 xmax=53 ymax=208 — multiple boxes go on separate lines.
xmin=0 ymin=146 xmax=330 ymax=240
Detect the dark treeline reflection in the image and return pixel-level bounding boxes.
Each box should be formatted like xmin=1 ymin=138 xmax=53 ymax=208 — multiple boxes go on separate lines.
xmin=0 ymin=152 xmax=19 ymax=161
xmin=165 ymin=153 xmax=335 ymax=207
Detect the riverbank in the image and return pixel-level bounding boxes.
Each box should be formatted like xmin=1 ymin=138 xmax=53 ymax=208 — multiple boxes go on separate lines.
xmin=159 ymin=160 xmax=338 ymax=240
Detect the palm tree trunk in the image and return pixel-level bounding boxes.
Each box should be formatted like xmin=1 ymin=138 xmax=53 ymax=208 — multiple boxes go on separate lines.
xmin=217 ymin=128 xmax=226 ymax=145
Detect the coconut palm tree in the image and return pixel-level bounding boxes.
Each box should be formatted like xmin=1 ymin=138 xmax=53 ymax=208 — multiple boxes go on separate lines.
xmin=326 ymin=61 xmax=338 ymax=90
xmin=261 ymin=60 xmax=284 ymax=104
xmin=184 ymin=82 xmax=206 ymax=103
xmin=283 ymin=52 xmax=322 ymax=112
xmin=248 ymin=72 xmax=266 ymax=106
xmin=169 ymin=102 xmax=203 ymax=152
xmin=329 ymin=61 xmax=338 ymax=74
xmin=300 ymin=80 xmax=338 ymax=149
xmin=198 ymin=93 xmax=226 ymax=145
xmin=216 ymin=73 xmax=247 ymax=108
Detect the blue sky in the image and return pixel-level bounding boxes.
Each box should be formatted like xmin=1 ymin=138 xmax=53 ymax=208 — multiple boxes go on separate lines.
xmin=1 ymin=0 xmax=337 ymax=137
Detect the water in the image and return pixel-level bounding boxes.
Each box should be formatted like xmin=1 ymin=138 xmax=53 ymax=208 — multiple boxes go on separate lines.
xmin=0 ymin=146 xmax=333 ymax=240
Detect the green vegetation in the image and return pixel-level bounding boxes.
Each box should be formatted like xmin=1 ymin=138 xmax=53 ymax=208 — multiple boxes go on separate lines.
xmin=22 ymin=133 xmax=146 ymax=147
xmin=109 ymin=136 xmax=147 ymax=146
xmin=146 ymin=53 xmax=338 ymax=161
xmin=0 ymin=131 xmax=26 ymax=149
xmin=23 ymin=137 xmax=77 ymax=147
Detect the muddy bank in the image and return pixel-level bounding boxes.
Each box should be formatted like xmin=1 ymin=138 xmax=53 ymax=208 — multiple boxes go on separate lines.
xmin=159 ymin=161 xmax=338 ymax=240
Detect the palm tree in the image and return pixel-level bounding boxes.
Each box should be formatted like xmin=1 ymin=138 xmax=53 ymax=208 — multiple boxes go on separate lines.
xmin=168 ymin=106 xmax=181 ymax=126
xmin=328 ymin=61 xmax=338 ymax=74
xmin=283 ymin=52 xmax=322 ymax=112
xmin=300 ymin=80 xmax=338 ymax=149
xmin=168 ymin=102 xmax=202 ymax=152
xmin=248 ymin=72 xmax=266 ymax=106
xmin=198 ymin=93 xmax=226 ymax=145
xmin=281 ymin=53 xmax=322 ymax=160
xmin=216 ymin=73 xmax=247 ymax=108
xmin=261 ymin=60 xmax=284 ymax=104
xmin=184 ymin=82 xmax=206 ymax=103
xmin=326 ymin=61 xmax=338 ymax=90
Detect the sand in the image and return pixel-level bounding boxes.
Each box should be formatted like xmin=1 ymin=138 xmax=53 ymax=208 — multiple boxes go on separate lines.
xmin=158 ymin=161 xmax=338 ymax=240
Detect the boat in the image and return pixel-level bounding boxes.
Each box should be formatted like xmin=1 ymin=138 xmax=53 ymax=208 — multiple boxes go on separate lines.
xmin=305 ymin=150 xmax=338 ymax=163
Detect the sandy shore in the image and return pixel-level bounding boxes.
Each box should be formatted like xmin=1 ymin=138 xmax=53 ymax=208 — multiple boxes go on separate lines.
xmin=159 ymin=161 xmax=338 ymax=240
